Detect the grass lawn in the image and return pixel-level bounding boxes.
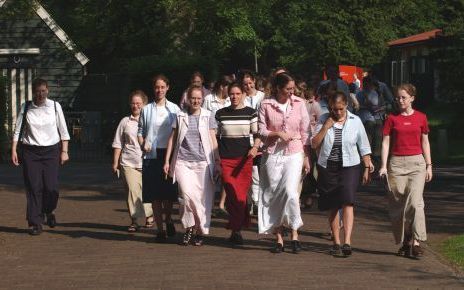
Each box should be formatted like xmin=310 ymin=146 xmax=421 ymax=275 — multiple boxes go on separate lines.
xmin=441 ymin=235 xmax=464 ymax=269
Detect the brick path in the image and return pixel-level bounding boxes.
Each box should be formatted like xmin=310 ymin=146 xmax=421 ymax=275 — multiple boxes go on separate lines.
xmin=0 ymin=163 xmax=463 ymax=289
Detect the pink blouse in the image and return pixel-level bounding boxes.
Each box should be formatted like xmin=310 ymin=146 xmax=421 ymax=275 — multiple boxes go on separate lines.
xmin=258 ymin=95 xmax=310 ymax=155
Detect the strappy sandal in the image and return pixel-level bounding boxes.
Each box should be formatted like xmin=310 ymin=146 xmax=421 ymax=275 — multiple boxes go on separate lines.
xmin=127 ymin=223 xmax=139 ymax=232
xmin=182 ymin=228 xmax=194 ymax=246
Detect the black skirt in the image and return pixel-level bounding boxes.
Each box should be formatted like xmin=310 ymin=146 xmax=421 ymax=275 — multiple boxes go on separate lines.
xmin=317 ymin=161 xmax=361 ymax=211
xmin=142 ymin=149 xmax=178 ymax=202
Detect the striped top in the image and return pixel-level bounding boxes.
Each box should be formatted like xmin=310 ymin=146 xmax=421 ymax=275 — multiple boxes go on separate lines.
xmin=215 ymin=106 xmax=258 ymax=158
xmin=175 ymin=114 xmax=217 ymax=161
xmin=328 ymin=123 xmax=343 ymax=162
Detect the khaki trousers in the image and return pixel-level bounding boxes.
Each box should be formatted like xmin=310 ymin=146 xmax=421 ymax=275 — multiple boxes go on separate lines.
xmin=121 ymin=166 xmax=153 ymax=221
xmin=387 ymin=155 xmax=427 ymax=244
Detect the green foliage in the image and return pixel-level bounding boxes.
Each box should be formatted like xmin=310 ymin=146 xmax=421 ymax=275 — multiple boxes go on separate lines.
xmin=0 ymin=0 xmax=37 ymax=19
xmin=34 ymin=0 xmax=464 ymax=80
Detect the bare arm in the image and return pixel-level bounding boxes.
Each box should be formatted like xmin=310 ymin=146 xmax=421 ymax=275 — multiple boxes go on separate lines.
xmin=248 ymin=136 xmax=262 ymax=157
xmin=163 ymin=129 xmax=177 ymax=175
xmin=361 ymin=154 xmax=372 ymax=185
xmin=379 ymin=135 xmax=390 ymax=176
xmin=112 ymin=148 xmax=122 ymax=173
xmin=422 ymin=133 xmax=432 ymax=182
xmin=11 ymin=141 xmax=19 ymax=166
xmin=60 ymin=140 xmax=69 ymax=165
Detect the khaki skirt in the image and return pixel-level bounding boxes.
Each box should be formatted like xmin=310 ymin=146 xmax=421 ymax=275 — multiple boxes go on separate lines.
xmin=387 ymin=154 xmax=427 ymax=244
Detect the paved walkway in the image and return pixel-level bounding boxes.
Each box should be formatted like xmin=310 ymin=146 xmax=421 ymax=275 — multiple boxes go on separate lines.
xmin=0 ymin=163 xmax=463 ymax=289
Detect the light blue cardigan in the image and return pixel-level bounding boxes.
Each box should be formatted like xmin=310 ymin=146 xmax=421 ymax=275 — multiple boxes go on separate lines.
xmin=137 ymin=100 xmax=180 ymax=159
xmin=314 ymin=111 xmax=372 ymax=168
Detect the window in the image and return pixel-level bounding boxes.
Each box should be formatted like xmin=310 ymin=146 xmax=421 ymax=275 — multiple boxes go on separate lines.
xmin=401 ymin=60 xmax=409 ymax=83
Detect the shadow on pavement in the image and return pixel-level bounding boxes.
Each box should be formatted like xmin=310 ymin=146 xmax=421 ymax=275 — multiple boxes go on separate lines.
xmin=0 ymin=225 xmax=29 ymax=234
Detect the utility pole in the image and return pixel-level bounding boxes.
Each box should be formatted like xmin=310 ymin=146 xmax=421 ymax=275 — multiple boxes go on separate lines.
xmin=254 ymin=45 xmax=258 ymax=73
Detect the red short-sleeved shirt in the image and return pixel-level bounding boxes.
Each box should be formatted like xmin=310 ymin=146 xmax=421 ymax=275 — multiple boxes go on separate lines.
xmin=382 ymin=110 xmax=429 ymax=156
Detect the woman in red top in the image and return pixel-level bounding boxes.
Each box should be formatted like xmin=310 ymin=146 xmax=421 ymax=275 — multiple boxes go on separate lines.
xmin=379 ymin=83 xmax=432 ymax=258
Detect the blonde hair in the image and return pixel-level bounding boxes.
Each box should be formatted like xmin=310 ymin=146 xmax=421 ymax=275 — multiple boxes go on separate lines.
xmin=130 ymin=90 xmax=148 ymax=104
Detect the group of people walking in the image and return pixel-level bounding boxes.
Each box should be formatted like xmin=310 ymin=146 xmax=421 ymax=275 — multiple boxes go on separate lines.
xmin=11 ymin=68 xmax=433 ymax=258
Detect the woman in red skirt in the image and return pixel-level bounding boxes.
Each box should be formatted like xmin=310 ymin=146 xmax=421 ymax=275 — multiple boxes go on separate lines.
xmin=215 ymin=82 xmax=261 ymax=245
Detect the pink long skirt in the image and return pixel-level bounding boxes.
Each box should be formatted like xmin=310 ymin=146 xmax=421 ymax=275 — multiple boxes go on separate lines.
xmin=175 ymin=160 xmax=214 ymax=235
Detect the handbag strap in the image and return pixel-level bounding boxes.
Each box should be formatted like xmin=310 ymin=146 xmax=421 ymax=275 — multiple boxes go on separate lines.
xmin=18 ymin=101 xmax=32 ymax=143
xmin=54 ymin=100 xmax=62 ymax=139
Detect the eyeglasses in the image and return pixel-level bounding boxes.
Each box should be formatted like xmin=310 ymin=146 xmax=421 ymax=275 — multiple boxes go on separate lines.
xmin=395 ymin=96 xmax=410 ymax=101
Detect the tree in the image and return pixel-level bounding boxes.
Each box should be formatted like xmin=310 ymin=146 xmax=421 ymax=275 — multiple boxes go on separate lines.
xmin=34 ymin=0 xmax=464 ymax=81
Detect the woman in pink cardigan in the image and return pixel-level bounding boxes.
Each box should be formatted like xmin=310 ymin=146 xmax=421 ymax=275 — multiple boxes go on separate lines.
xmin=258 ymin=73 xmax=311 ymax=254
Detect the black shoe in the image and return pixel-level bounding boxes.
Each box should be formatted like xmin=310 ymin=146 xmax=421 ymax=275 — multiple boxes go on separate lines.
xmin=341 ymin=243 xmax=352 ymax=256
xmin=397 ymin=244 xmax=411 ymax=257
xmin=291 ymin=240 xmax=302 ymax=254
xmin=46 ymin=214 xmax=56 ymax=228
xmin=166 ymin=222 xmax=176 ymax=237
xmin=330 ymin=244 xmax=342 ymax=256
xmin=193 ymin=235 xmax=204 ymax=246
xmin=229 ymin=232 xmax=243 ymax=245
xmin=271 ymin=242 xmax=284 ymax=253
xmin=155 ymin=230 xmax=167 ymax=243
xmin=29 ymin=225 xmax=42 ymax=236
xmin=181 ymin=228 xmax=194 ymax=246
xmin=40 ymin=214 xmax=46 ymax=225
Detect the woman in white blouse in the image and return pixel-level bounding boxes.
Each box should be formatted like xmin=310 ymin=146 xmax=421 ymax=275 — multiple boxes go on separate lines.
xmin=112 ymin=90 xmax=154 ymax=232
xmin=11 ymin=78 xmax=70 ymax=235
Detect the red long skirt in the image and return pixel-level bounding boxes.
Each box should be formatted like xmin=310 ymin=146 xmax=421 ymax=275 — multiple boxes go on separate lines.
xmin=221 ymin=156 xmax=253 ymax=231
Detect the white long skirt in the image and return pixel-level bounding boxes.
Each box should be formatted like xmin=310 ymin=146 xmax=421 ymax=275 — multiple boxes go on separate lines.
xmin=258 ymin=152 xmax=304 ymax=234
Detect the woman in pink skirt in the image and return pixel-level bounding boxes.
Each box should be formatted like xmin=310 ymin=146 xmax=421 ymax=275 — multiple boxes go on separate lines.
xmin=164 ymin=86 xmax=221 ymax=246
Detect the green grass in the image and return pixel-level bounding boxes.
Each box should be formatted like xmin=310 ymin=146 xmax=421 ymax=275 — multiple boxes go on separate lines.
xmin=441 ymin=235 xmax=464 ymax=269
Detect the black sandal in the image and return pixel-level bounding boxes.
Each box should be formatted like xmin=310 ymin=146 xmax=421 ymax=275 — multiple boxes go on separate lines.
xmin=127 ymin=223 xmax=138 ymax=233
xmin=291 ymin=240 xmax=302 ymax=254
xmin=182 ymin=228 xmax=194 ymax=246
xmin=330 ymin=244 xmax=342 ymax=256
xmin=271 ymin=242 xmax=284 ymax=253
xmin=341 ymin=244 xmax=352 ymax=256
